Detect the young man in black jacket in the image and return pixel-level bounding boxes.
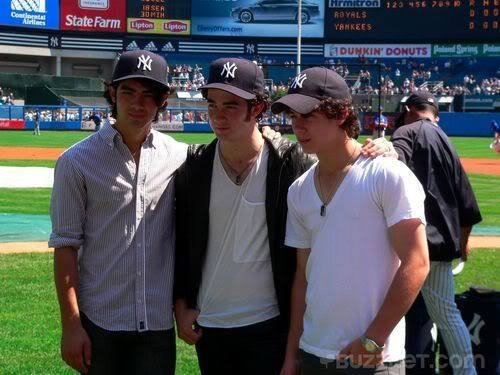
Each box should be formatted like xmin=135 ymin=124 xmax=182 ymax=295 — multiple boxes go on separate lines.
xmin=174 ymin=57 xmax=315 ymax=374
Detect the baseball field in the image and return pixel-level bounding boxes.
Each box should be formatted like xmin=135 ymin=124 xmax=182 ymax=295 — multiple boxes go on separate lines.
xmin=0 ymin=130 xmax=498 ymax=374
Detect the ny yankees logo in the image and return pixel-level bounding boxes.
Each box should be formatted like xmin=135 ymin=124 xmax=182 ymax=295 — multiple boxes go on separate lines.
xmin=467 ymin=313 xmax=485 ymax=346
xmin=137 ymin=54 xmax=153 ymax=71
xmin=221 ymin=62 xmax=237 ymax=79
xmin=290 ymin=73 xmax=307 ymax=89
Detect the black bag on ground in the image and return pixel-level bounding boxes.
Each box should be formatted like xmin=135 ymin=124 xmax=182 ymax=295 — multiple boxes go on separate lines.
xmin=440 ymin=286 xmax=500 ymax=374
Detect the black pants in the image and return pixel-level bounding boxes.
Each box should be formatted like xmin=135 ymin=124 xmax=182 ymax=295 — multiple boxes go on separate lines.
xmin=80 ymin=314 xmax=175 ymax=375
xmin=195 ymin=316 xmax=287 ymax=375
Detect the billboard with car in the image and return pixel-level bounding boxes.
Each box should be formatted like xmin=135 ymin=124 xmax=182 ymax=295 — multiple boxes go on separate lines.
xmin=191 ymin=0 xmax=324 ymax=38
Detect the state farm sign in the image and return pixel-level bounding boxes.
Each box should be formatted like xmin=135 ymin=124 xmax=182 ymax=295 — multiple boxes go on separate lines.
xmin=61 ymin=0 xmax=125 ymax=32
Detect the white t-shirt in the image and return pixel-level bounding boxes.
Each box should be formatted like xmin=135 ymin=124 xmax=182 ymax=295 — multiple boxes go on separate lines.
xmin=285 ymin=156 xmax=426 ymax=362
xmin=197 ymin=142 xmax=279 ymax=328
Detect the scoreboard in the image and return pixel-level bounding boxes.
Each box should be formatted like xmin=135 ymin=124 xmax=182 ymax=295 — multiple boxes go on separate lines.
xmin=325 ymin=1 xmax=499 ymax=42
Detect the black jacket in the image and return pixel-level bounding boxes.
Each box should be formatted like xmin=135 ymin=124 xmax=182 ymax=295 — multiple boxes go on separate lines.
xmin=174 ymin=137 xmax=315 ymax=326
xmin=391 ymin=119 xmax=482 ymax=261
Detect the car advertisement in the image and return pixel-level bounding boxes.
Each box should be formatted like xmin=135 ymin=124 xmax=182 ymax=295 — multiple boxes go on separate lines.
xmin=0 ymin=0 xmax=59 ymax=29
xmin=325 ymin=44 xmax=431 ymax=58
xmin=127 ymin=0 xmax=191 ymax=35
xmin=191 ymin=0 xmax=324 ymax=38
xmin=60 ymin=0 xmax=126 ymax=32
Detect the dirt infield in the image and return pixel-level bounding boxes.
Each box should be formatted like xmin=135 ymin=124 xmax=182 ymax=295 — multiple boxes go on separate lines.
xmin=460 ymin=158 xmax=500 ymax=176
xmin=0 ymin=146 xmax=499 ymax=175
xmin=0 ymin=146 xmax=65 ymax=160
xmin=0 ymin=236 xmax=498 ymax=254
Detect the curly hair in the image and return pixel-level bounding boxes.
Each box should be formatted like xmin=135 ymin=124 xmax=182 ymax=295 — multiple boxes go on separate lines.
xmin=314 ymin=97 xmax=360 ymax=139
xmin=201 ymin=88 xmax=269 ymax=122
xmin=103 ymin=79 xmax=170 ymax=121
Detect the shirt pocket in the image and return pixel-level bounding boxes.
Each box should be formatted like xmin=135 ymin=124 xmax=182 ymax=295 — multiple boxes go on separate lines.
xmin=233 ymin=196 xmax=270 ymax=263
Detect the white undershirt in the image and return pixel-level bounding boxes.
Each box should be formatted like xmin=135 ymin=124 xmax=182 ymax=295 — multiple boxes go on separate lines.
xmin=286 ymin=156 xmax=426 ymax=362
xmin=196 ymin=142 xmax=279 ymax=328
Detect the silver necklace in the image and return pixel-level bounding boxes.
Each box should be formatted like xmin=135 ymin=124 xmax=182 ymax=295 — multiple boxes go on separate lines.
xmin=317 ymin=143 xmax=359 ymax=217
xmin=219 ymin=142 xmax=264 ymax=185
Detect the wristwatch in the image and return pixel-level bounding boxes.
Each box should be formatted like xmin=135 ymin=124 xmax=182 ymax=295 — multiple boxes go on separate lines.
xmin=360 ymin=336 xmax=385 ymax=354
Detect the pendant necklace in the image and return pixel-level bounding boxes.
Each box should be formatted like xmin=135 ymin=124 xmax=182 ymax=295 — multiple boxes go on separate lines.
xmin=219 ymin=142 xmax=264 ymax=186
xmin=317 ymin=143 xmax=359 ymax=217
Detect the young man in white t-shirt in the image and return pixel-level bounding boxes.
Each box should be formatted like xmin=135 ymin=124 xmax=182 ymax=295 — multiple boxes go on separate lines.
xmin=271 ymin=67 xmax=430 ymax=374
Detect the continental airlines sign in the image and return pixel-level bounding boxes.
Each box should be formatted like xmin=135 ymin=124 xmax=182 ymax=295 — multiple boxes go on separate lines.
xmin=0 ymin=0 xmax=59 ymax=29
xmin=61 ymin=0 xmax=125 ymax=32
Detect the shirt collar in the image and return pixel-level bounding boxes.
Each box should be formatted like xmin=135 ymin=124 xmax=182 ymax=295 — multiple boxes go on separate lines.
xmin=99 ymin=121 xmax=157 ymax=149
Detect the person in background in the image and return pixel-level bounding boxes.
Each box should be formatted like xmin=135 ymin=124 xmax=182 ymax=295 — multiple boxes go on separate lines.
xmin=392 ymin=91 xmax=482 ymax=375
xmin=33 ymin=108 xmax=41 ymax=136
xmin=490 ymin=120 xmax=500 ymax=153
xmin=372 ymin=109 xmax=388 ymax=138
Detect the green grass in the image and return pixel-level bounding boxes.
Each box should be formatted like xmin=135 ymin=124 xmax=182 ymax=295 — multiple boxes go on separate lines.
xmin=1 ymin=250 xmax=498 ymax=374
xmin=0 ymin=131 xmax=93 ymax=148
xmin=454 ymin=249 xmax=500 ymax=292
xmin=0 ymin=188 xmax=51 ymax=215
xmin=0 ymin=253 xmax=199 ymax=374
xmin=447 ymin=137 xmax=500 ymax=159
xmin=0 ymin=159 xmax=56 ymax=168
xmin=0 ymin=174 xmax=497 ymax=228
xmin=468 ymin=175 xmax=500 ymax=227
xmin=0 ymin=131 xmax=497 ymax=159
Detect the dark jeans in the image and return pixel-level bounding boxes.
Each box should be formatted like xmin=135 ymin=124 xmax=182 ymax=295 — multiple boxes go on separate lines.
xmin=80 ymin=314 xmax=175 ymax=375
xmin=301 ymin=350 xmax=405 ymax=375
xmin=195 ymin=316 xmax=287 ymax=375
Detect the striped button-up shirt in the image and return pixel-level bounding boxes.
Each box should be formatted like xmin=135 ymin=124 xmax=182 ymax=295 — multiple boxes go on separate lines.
xmin=49 ymin=123 xmax=187 ymax=332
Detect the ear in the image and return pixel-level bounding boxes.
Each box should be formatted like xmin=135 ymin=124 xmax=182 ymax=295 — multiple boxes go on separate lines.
xmin=160 ymin=93 xmax=169 ymax=109
xmin=252 ymin=101 xmax=267 ymax=118
xmin=337 ymin=106 xmax=349 ymax=124
xmin=109 ymin=85 xmax=117 ymax=104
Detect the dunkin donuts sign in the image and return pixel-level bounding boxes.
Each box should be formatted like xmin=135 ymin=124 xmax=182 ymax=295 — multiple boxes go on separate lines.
xmin=61 ymin=0 xmax=125 ymax=32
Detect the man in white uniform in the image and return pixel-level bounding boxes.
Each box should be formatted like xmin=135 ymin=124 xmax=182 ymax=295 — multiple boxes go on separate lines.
xmin=271 ymin=67 xmax=430 ymax=374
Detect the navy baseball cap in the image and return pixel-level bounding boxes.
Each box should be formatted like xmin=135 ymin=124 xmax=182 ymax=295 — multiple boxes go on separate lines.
xmin=405 ymin=91 xmax=438 ymax=110
xmin=200 ymin=58 xmax=264 ymax=99
xmin=112 ymin=50 xmax=170 ymax=90
xmin=271 ymin=67 xmax=351 ymax=114
xmin=395 ymin=91 xmax=439 ymax=127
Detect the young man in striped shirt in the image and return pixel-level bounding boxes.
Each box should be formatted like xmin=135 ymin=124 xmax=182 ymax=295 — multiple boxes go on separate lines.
xmin=50 ymin=50 xmax=187 ymax=374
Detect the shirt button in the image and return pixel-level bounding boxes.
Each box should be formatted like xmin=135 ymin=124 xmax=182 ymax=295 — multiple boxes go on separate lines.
xmin=137 ymin=299 xmax=142 ymax=304
xmin=137 ymin=271 xmax=142 ymax=276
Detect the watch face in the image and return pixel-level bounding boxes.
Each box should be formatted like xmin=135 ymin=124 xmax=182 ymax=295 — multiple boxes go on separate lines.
xmin=362 ymin=337 xmax=383 ymax=353
xmin=365 ymin=341 xmax=377 ymax=352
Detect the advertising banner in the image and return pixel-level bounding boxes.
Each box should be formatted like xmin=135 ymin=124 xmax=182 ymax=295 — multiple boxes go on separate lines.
xmin=432 ymin=44 xmax=500 ymax=58
xmin=325 ymin=44 xmax=431 ymax=58
xmin=123 ymin=38 xmax=178 ymax=53
xmin=191 ymin=0 xmax=324 ymax=38
xmin=127 ymin=0 xmax=190 ymax=35
xmin=153 ymin=121 xmax=184 ymax=131
xmin=60 ymin=0 xmax=126 ymax=32
xmin=0 ymin=120 xmax=25 ymax=129
xmin=0 ymin=0 xmax=59 ymax=29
